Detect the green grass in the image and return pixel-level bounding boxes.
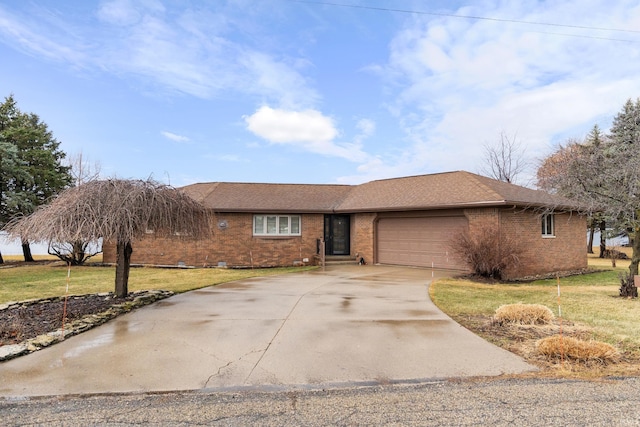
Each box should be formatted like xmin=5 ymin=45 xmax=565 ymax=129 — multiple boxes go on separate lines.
xmin=0 ymin=261 xmax=316 ymax=303
xmin=430 ymin=254 xmax=640 ymax=357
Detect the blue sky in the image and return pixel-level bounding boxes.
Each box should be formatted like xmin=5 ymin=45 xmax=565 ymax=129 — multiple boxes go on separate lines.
xmin=1 ymin=0 xmax=639 ymax=188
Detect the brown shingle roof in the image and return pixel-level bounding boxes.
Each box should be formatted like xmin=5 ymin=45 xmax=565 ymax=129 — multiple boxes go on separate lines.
xmin=335 ymin=171 xmax=576 ymax=212
xmin=181 ymin=182 xmax=352 ymax=213
xmin=180 ymin=171 xmax=579 ymax=213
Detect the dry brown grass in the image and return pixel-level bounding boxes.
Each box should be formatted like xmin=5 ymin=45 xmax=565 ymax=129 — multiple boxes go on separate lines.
xmin=494 ymin=303 xmax=555 ymax=325
xmin=430 ymin=258 xmax=640 ymax=378
xmin=588 ymin=246 xmax=632 ymax=269
xmin=536 ymin=335 xmax=621 ymax=365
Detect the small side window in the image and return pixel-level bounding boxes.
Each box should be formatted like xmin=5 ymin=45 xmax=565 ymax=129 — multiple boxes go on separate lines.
xmin=542 ymin=214 xmax=555 ymax=237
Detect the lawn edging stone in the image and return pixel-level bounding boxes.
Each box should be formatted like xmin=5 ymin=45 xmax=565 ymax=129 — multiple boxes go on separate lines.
xmin=0 ymin=290 xmax=174 ymax=362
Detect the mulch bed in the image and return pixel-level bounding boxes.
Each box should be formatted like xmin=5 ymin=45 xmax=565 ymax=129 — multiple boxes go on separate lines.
xmin=0 ymin=294 xmax=135 ymax=346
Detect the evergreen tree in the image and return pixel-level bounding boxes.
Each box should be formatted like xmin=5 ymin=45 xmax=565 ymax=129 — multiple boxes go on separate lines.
xmin=0 ymin=141 xmax=33 ymax=263
xmin=608 ymin=98 xmax=640 ymax=277
xmin=0 ymin=94 xmax=72 ymax=262
xmin=610 ymin=98 xmax=640 ymax=147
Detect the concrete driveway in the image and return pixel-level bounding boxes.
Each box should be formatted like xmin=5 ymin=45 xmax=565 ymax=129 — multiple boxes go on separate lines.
xmin=0 ymin=266 xmax=534 ymax=396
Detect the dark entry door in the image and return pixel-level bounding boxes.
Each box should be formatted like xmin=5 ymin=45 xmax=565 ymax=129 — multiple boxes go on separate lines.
xmin=324 ymin=215 xmax=350 ymax=255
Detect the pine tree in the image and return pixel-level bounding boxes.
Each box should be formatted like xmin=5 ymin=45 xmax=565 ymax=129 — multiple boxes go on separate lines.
xmin=0 ymin=94 xmax=72 ymax=262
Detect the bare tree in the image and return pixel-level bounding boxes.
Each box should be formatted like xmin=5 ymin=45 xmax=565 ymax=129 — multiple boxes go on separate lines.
xmin=67 ymin=151 xmax=101 ymax=186
xmin=537 ymin=139 xmax=601 ymax=255
xmin=481 ymin=132 xmax=528 ymax=184
xmin=48 ymin=240 xmax=102 ymax=266
xmin=537 ymin=129 xmax=613 ymax=259
xmin=536 ymin=99 xmax=640 ymax=291
xmin=47 ymin=152 xmax=103 ymax=265
xmin=4 ymin=179 xmax=211 ymax=297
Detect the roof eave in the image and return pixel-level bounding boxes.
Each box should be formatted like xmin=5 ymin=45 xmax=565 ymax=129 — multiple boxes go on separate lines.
xmin=211 ymin=208 xmax=337 ymax=214
xmin=502 ymin=200 xmax=585 ymax=212
xmin=334 ymin=200 xmax=511 ymax=213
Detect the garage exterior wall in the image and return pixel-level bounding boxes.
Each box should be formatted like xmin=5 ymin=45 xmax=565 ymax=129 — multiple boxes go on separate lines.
xmin=498 ymin=210 xmax=587 ymax=279
xmin=462 ymin=207 xmax=586 ymax=279
xmin=361 ymin=207 xmax=586 ymax=278
xmin=103 ymin=212 xmax=326 ymax=268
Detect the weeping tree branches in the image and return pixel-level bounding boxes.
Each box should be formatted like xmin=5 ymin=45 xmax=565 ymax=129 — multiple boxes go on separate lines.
xmin=4 ymin=179 xmax=211 ymax=297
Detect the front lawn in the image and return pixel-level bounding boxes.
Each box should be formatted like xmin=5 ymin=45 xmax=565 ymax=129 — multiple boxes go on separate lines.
xmin=0 ymin=258 xmax=315 ymax=303
xmin=430 ymin=251 xmax=640 ymax=377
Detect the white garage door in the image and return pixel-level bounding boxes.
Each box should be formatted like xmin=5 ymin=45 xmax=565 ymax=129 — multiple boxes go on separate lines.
xmin=377 ymin=216 xmax=468 ymax=270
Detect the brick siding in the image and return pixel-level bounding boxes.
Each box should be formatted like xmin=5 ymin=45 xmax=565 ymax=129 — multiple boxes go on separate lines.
xmin=463 ymin=207 xmax=587 ymax=279
xmin=351 ymin=213 xmax=376 ymax=264
xmin=103 ymin=208 xmax=587 ymax=278
xmin=104 ymin=213 xmax=325 ymax=267
xmin=498 ymin=210 xmax=587 ymax=278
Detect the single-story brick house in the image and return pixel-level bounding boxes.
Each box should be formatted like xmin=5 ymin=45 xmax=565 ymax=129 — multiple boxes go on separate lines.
xmin=103 ymin=171 xmax=587 ymax=279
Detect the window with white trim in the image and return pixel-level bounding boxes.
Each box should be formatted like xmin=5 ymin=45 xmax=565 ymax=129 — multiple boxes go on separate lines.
xmin=541 ymin=213 xmax=555 ymax=237
xmin=253 ymin=215 xmax=301 ymax=236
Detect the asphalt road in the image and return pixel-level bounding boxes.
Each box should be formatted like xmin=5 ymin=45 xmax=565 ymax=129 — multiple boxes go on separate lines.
xmin=3 ymin=377 xmax=639 ymax=426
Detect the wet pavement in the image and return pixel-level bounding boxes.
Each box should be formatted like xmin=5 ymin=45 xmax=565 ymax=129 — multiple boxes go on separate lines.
xmin=0 ymin=265 xmax=535 ymax=397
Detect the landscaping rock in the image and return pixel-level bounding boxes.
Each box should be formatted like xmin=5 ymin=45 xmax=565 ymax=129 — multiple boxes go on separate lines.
xmin=0 ymin=290 xmax=174 ymax=362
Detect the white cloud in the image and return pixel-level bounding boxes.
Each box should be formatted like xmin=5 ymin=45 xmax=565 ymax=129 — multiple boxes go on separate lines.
xmin=161 ymin=131 xmax=190 ymax=143
xmin=97 ymin=0 xmax=142 ymax=26
xmin=105 ymin=7 xmax=318 ymax=106
xmin=246 ymin=106 xmax=337 ymax=142
xmin=356 ymin=118 xmax=375 ymax=137
xmin=0 ymin=5 xmax=87 ymax=65
xmin=245 ymin=106 xmax=369 ymax=162
xmin=0 ymin=2 xmax=317 ymax=107
xmin=365 ymin=0 xmax=640 ymax=183
xmin=239 ymin=51 xmax=319 ymax=109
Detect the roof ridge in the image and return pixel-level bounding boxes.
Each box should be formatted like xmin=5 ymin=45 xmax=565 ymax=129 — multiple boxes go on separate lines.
xmin=202 ymin=182 xmax=220 ymax=201
xmin=218 ymin=181 xmax=352 ymax=187
xmin=364 ymin=170 xmax=462 ymax=184
xmin=461 ymin=171 xmax=508 ymax=201
xmin=181 ymin=182 xmax=220 ymax=203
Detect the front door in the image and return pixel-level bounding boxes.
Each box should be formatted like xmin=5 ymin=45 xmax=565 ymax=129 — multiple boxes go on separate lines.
xmin=324 ymin=215 xmax=350 ymax=255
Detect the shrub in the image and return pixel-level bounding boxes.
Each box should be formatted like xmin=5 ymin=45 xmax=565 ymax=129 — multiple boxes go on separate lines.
xmin=494 ymin=303 xmax=555 ymax=325
xmin=603 ymin=248 xmax=629 ymax=260
xmin=450 ymin=225 xmax=522 ymax=280
xmin=536 ymin=335 xmax=621 ymax=364
xmin=618 ymin=271 xmax=638 ymax=298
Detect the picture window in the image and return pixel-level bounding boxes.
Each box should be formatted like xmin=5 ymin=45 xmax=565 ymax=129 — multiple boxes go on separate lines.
xmin=253 ymin=215 xmax=301 ymax=236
